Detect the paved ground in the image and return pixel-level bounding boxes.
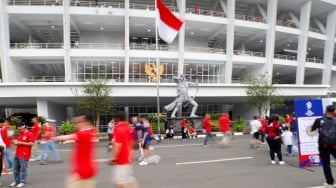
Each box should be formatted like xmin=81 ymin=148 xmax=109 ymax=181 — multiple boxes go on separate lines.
xmin=0 ymin=135 xmax=330 ymax=188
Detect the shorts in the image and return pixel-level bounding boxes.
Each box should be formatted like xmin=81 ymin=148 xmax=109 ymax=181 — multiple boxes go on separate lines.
xmin=66 ymin=176 xmax=95 ymax=188
xmin=112 ymin=165 xmax=137 ymax=185
xmin=253 ymin=132 xmax=260 ymax=140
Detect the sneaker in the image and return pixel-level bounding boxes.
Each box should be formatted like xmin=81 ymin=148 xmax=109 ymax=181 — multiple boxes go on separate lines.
xmin=139 ymin=160 xmax=148 ymax=166
xmin=279 ymin=161 xmax=286 ymax=165
xmin=16 ymin=183 xmax=25 ymax=188
xmin=9 ymin=182 xmax=17 ymax=187
xmin=271 ymin=160 xmax=276 ymax=165
xmin=323 ymin=182 xmax=334 ymax=188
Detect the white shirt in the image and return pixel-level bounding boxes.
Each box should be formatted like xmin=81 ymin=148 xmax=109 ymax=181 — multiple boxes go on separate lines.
xmin=107 ymin=122 xmax=114 ymax=134
xmin=282 ymin=131 xmax=293 ymax=145
xmin=0 ymin=133 xmax=6 ymax=149
xmin=250 ymin=119 xmax=262 ymax=134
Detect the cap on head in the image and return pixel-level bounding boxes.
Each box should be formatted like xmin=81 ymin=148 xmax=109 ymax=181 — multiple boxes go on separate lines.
xmin=326 ymin=105 xmax=335 ymax=113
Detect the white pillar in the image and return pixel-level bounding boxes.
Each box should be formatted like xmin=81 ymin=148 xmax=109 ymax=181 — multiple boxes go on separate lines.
xmin=0 ymin=0 xmax=10 ymax=82
xmin=124 ymin=0 xmax=130 ymax=83
xmin=322 ymin=10 xmax=336 ymax=85
xmin=178 ymin=0 xmax=185 ymax=75
xmin=225 ymin=0 xmax=235 ymax=84
xmin=296 ymin=1 xmax=311 ymax=85
xmin=37 ymin=99 xmax=49 ymax=118
xmin=63 ymin=0 xmax=71 ymax=82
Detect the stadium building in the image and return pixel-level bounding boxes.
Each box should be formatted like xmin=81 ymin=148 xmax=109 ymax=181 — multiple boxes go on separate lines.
xmin=0 ymin=0 xmax=335 ymax=124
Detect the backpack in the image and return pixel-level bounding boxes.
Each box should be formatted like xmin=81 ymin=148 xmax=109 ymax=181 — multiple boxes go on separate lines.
xmin=319 ymin=117 xmax=336 ymax=145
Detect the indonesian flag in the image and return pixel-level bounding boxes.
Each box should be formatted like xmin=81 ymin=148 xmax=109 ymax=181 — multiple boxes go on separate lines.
xmin=156 ymin=0 xmax=184 ymax=44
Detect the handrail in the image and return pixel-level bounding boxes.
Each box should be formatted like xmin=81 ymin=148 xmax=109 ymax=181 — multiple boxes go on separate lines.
xmin=10 ymin=43 xmax=64 ymax=49
xmin=276 ymin=20 xmax=298 ymax=29
xmin=274 ymin=54 xmax=297 ymax=61
xmin=9 ymin=0 xmax=63 ymax=6
xmin=235 ymin=14 xmax=266 ymax=23
xmin=233 ymin=50 xmax=265 ymax=57
xmin=130 ymin=3 xmax=177 ymax=12
xmin=185 ymin=47 xmax=226 ymax=54
xmin=185 ymin=8 xmax=225 ymax=17
xmin=25 ymin=76 xmax=65 ymax=82
xmin=129 ymin=43 xmax=177 ymax=51
xmin=306 ymin=57 xmax=323 ymax=64
xmin=71 ymin=43 xmax=124 ymax=49
xmin=70 ymin=0 xmax=124 ymax=8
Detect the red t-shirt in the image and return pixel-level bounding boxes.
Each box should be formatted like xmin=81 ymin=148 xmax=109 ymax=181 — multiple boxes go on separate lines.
xmin=188 ymin=127 xmax=195 ymax=134
xmin=112 ymin=122 xmax=133 ymax=165
xmin=219 ymin=116 xmax=230 ymax=133
xmin=181 ymin=120 xmax=187 ymax=128
xmin=41 ymin=126 xmax=54 ymax=141
xmin=266 ymin=121 xmax=281 ymax=138
xmin=15 ymin=130 xmax=34 ymax=160
xmin=285 ymin=116 xmax=292 ymax=125
xmin=31 ymin=123 xmax=41 ymax=140
xmin=1 ymin=125 xmax=12 ymax=147
xmin=203 ymin=117 xmax=212 ymax=133
xmin=71 ymin=128 xmax=97 ymax=179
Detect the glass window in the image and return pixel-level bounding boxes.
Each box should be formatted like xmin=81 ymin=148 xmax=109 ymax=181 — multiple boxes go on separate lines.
xmin=184 ymin=60 xmax=225 ymax=84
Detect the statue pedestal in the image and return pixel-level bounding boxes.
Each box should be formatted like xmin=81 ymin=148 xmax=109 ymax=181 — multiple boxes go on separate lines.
xmin=166 ymin=117 xmax=203 ymax=132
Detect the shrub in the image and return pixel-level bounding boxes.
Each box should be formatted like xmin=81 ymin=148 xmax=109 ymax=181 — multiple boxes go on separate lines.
xmin=233 ymin=119 xmax=246 ymax=132
xmin=59 ymin=121 xmax=75 ymax=135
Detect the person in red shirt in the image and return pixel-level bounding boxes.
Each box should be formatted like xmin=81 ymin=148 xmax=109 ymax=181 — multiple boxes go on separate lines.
xmin=187 ymin=124 xmax=196 ymax=139
xmin=266 ymin=115 xmax=285 ymax=165
xmin=30 ymin=117 xmax=41 ymax=161
xmin=39 ymin=119 xmax=61 ymax=165
xmin=9 ymin=123 xmax=34 ymax=188
xmin=285 ymin=114 xmax=292 ymax=129
xmin=110 ymin=112 xmax=139 ymax=188
xmin=54 ymin=115 xmax=97 ymax=188
xmin=218 ymin=113 xmax=231 ymax=148
xmin=180 ymin=119 xmax=187 ymax=140
xmin=1 ymin=119 xmax=13 ymax=169
xmin=203 ymin=114 xmax=214 ymax=146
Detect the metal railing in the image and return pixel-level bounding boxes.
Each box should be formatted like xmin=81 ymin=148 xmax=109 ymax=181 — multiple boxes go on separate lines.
xmin=10 ymin=43 xmax=63 ymax=49
xmin=186 ymin=8 xmax=225 ymax=17
xmin=129 ymin=43 xmax=176 ymax=51
xmin=274 ymin=54 xmax=297 ymax=61
xmin=309 ymin=27 xmax=323 ymax=34
xmin=185 ymin=47 xmax=226 ymax=54
xmin=130 ymin=3 xmax=177 ymax=12
xmin=70 ymin=0 xmax=124 ymax=8
xmin=9 ymin=0 xmax=63 ymax=6
xmin=233 ymin=50 xmax=265 ymax=57
xmin=235 ymin=14 xmax=266 ymax=23
xmin=25 ymin=76 xmax=65 ymax=82
xmin=276 ymin=20 xmax=298 ymax=29
xmin=306 ymin=57 xmax=323 ymax=64
xmin=71 ymin=43 xmax=124 ymax=49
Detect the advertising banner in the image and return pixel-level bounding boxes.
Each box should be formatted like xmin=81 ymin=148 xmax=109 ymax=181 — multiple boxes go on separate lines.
xmin=294 ymin=99 xmax=323 ymax=168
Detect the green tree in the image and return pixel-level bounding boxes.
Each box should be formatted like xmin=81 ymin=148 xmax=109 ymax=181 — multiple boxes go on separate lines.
xmin=73 ymin=77 xmax=112 ymax=133
xmin=245 ymin=74 xmax=285 ymax=117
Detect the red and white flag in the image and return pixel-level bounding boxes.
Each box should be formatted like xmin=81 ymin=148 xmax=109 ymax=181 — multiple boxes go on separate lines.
xmin=156 ymin=0 xmax=183 ymax=44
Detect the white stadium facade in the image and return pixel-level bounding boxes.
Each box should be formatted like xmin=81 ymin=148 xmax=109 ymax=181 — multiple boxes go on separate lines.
xmin=0 ymin=0 xmax=336 ymax=124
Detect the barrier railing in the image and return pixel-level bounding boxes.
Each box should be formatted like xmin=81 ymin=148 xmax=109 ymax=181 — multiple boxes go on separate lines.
xmin=309 ymin=27 xmax=323 ymax=34
xmin=10 ymin=43 xmax=63 ymax=49
xmin=129 ymin=43 xmax=176 ymax=51
xmin=235 ymin=14 xmax=266 ymax=23
xmin=25 ymin=76 xmax=65 ymax=82
xmin=9 ymin=0 xmax=63 ymax=6
xmin=71 ymin=43 xmax=124 ymax=49
xmin=274 ymin=54 xmax=297 ymax=61
xmin=185 ymin=47 xmax=226 ymax=54
xmin=233 ymin=50 xmax=265 ymax=57
xmin=185 ymin=8 xmax=225 ymax=17
xmin=130 ymin=3 xmax=177 ymax=12
xmin=276 ymin=20 xmax=298 ymax=28
xmin=306 ymin=57 xmax=323 ymax=64
xmin=70 ymin=0 xmax=124 ymax=8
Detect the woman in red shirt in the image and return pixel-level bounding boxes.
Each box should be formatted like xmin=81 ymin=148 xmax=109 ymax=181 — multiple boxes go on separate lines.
xmin=266 ymin=115 xmax=285 ymax=165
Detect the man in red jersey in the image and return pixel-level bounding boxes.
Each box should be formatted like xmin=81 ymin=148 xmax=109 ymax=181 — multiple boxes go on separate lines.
xmin=9 ymin=123 xmax=34 ymax=188
xmin=39 ymin=119 xmax=61 ymax=165
xmin=203 ymin=114 xmax=214 ymax=146
xmin=110 ymin=112 xmax=139 ymax=188
xmin=54 ymin=115 xmax=97 ymax=188
xmin=1 ymin=119 xmax=13 ymax=169
xmin=30 ymin=117 xmax=41 ymax=161
xmin=219 ymin=113 xmax=231 ymax=148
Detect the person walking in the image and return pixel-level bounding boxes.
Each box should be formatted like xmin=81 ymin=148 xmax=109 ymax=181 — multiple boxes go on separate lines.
xmin=30 ymin=117 xmax=41 ymax=161
xmin=1 ymin=119 xmax=14 ymax=169
xmin=266 ymin=115 xmax=285 ymax=165
xmin=107 ymin=118 xmax=114 ymax=150
xmin=53 ymin=115 xmax=97 ymax=188
xmin=139 ymin=117 xmax=153 ymax=166
xmin=110 ymin=112 xmax=139 ymax=188
xmin=39 ymin=119 xmax=61 ymax=165
xmin=282 ymin=126 xmax=293 ymax=156
xmin=311 ymin=105 xmax=336 ymax=188
xmin=203 ymin=114 xmax=214 ymax=146
xmin=9 ymin=123 xmax=34 ymax=188
xmin=250 ymin=116 xmax=262 ymax=149
xmin=219 ymin=113 xmax=231 ymax=147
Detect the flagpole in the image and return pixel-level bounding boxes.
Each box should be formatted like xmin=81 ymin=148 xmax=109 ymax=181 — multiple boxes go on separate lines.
xmin=155 ymin=0 xmax=161 ymax=135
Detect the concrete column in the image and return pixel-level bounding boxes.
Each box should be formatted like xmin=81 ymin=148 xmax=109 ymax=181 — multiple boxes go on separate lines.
xmin=124 ymin=0 xmax=130 ymax=83
xmin=124 ymin=106 xmax=129 ymax=121
xmin=37 ymin=99 xmax=49 ymax=118
xmin=66 ymin=106 xmax=74 ymax=121
xmin=63 ymin=0 xmax=71 ymax=82
xmin=264 ymin=0 xmax=277 ymax=82
xmin=178 ymin=0 xmax=185 ymax=75
xmin=0 ymin=0 xmax=10 ymax=82
xmin=322 ymin=10 xmax=336 ymax=85
xmin=296 ymin=1 xmax=311 ymax=85
xmin=224 ymin=0 xmax=235 ymax=84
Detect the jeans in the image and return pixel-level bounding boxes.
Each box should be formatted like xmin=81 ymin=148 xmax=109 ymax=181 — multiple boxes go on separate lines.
xmin=319 ymin=145 xmax=336 ymax=185
xmin=4 ymin=148 xmax=13 ymax=168
xmin=203 ymin=132 xmax=213 ymax=145
xmin=40 ymin=141 xmax=61 ymax=163
xmin=287 ymin=145 xmax=293 ymax=154
xmin=13 ymin=157 xmax=28 ymax=184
